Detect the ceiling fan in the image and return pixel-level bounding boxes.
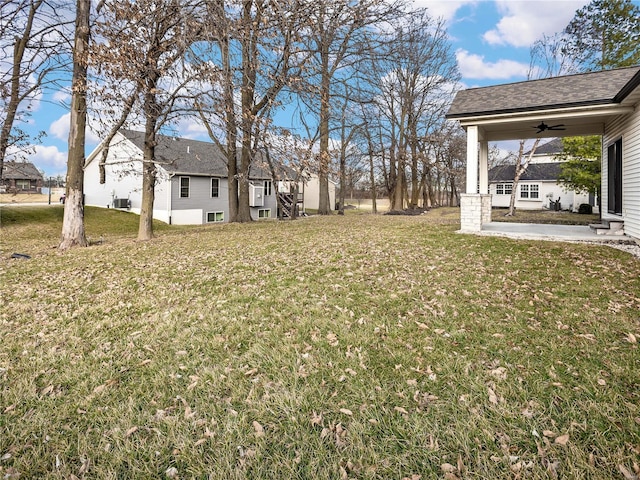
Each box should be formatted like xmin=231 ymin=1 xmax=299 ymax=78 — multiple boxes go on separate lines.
xmin=534 ymin=121 xmax=566 ymax=133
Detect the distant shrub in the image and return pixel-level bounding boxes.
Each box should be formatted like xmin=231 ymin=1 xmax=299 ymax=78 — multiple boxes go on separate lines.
xmin=578 ymin=203 xmax=593 ymax=214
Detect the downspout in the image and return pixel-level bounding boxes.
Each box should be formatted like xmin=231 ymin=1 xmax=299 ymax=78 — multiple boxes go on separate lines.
xmin=167 ymin=173 xmax=173 ymax=225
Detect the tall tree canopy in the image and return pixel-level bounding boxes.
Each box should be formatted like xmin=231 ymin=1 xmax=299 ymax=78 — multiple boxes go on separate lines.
xmin=556 ymin=136 xmax=602 ymax=198
xmin=563 ymin=0 xmax=640 ymax=71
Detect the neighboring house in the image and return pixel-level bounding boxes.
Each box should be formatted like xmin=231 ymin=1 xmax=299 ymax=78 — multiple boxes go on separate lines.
xmin=447 ymin=65 xmax=640 ymax=241
xmin=1 ymin=161 xmax=44 ymax=194
xmin=489 ymin=138 xmax=595 ymax=211
xmin=84 ymin=129 xmax=300 ymax=224
xmin=300 ymin=173 xmax=337 ymax=212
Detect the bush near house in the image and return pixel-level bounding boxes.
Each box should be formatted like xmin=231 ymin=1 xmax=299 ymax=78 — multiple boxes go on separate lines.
xmin=1 ymin=207 xmax=638 ymax=479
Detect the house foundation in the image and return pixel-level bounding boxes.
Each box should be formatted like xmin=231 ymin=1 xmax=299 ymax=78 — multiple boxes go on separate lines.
xmin=460 ymin=194 xmax=492 ymax=232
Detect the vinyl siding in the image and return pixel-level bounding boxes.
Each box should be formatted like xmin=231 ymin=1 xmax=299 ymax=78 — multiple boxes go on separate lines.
xmin=84 ymin=134 xmax=169 ymax=221
xmin=603 ymin=103 xmax=640 ymax=240
xmin=170 ymin=176 xmax=229 ymax=224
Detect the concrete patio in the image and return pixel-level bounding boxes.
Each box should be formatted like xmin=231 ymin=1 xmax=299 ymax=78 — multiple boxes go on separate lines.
xmin=475 ymin=222 xmax=634 ymax=243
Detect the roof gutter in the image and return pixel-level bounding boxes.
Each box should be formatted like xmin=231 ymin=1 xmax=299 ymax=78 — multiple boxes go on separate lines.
xmin=454 ymin=103 xmax=635 ymax=127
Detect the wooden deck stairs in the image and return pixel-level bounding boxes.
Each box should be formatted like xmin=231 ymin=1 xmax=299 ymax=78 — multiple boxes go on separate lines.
xmin=277 ymin=192 xmax=303 ymax=219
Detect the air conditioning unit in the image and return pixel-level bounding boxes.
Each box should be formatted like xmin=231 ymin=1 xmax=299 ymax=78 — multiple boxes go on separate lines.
xmin=113 ymin=198 xmax=130 ymax=209
xmin=249 ymin=184 xmax=264 ymax=207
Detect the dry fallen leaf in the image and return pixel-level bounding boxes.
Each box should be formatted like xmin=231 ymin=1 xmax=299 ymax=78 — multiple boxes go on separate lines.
xmin=394 ymin=406 xmax=409 ymax=415
xmin=618 ymin=464 xmax=638 ymax=480
xmin=339 ymin=408 xmax=353 ymax=416
xmin=310 ymin=412 xmax=323 ymax=426
xmin=555 ymin=434 xmax=569 ymax=445
xmin=125 ymin=426 xmax=138 ymax=437
xmin=625 ymin=333 xmax=637 ymax=344
xmin=487 ymin=387 xmax=499 ymax=405
xmin=253 ymin=421 xmax=264 ymax=437
xmin=543 ymin=430 xmax=556 ymax=438
xmin=440 ymin=463 xmax=456 ymax=473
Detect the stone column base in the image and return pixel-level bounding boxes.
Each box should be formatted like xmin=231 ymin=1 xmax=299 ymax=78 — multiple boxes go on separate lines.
xmin=460 ymin=194 xmax=492 ymax=232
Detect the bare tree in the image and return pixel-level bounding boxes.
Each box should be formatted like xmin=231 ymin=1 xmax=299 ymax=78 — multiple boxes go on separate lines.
xmin=371 ymin=10 xmax=459 ymax=210
xmin=194 ymin=0 xmax=312 ymax=222
xmin=505 ymin=139 xmax=541 ymax=216
xmin=91 ymin=0 xmax=203 ymax=240
xmin=59 ymin=0 xmax=89 ymax=250
xmin=299 ymin=0 xmax=406 ymax=215
xmin=0 ymin=0 xmax=71 ymax=177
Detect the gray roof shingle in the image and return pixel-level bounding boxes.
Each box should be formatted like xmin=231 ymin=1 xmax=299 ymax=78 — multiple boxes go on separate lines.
xmin=489 ymin=163 xmax=563 ymax=182
xmin=527 ymin=138 xmax=563 ymax=156
xmin=120 ymin=129 xmax=272 ymax=179
xmin=447 ymin=66 xmax=640 ymax=118
xmin=1 ymin=161 xmax=43 ymax=180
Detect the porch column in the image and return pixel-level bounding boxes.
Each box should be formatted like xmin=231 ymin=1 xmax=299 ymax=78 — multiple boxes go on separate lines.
xmin=478 ymin=140 xmax=491 ymax=224
xmin=478 ymin=140 xmax=488 ymax=194
xmin=460 ymin=125 xmax=483 ymax=232
xmin=465 ymin=125 xmax=478 ymax=194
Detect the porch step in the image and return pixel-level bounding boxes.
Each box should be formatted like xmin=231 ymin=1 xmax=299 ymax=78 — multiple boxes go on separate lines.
xmin=589 ymin=220 xmax=625 ymax=235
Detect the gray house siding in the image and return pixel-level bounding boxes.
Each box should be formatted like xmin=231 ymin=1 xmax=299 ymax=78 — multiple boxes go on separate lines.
xmin=170 ymin=175 xmax=229 ymax=224
xmin=169 ymin=176 xmax=278 ymax=223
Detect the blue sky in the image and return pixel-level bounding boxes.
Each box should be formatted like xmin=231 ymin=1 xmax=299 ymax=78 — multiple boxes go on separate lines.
xmin=17 ymin=0 xmax=630 ymax=177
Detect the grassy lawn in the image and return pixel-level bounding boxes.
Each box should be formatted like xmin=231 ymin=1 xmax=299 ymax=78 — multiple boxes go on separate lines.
xmin=1 ymin=206 xmax=638 ymax=479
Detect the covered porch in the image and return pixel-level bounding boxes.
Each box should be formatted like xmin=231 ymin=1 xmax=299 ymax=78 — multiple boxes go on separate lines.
xmin=446 ymin=67 xmax=640 ymax=238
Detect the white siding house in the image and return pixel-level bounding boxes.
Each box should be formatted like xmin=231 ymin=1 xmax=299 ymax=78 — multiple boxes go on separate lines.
xmin=489 ymin=139 xmax=594 ymax=211
xmin=446 ymin=65 xmax=640 ymax=241
xmin=84 ymin=130 xmax=281 ymax=224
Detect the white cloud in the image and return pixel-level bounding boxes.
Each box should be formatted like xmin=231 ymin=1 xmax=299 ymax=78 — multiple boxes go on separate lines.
xmin=456 ymin=49 xmax=530 ymax=79
xmin=483 ymin=1 xmax=588 ymax=47
xmin=412 ymin=0 xmax=477 ymax=23
xmin=175 ymin=117 xmax=209 ymax=140
xmin=52 ymin=90 xmax=71 ymax=104
xmin=31 ymin=144 xmax=68 ymax=175
xmin=50 ymin=113 xmax=70 ymax=141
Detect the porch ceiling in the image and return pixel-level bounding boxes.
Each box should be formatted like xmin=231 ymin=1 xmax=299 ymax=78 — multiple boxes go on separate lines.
xmin=457 ymin=103 xmax=634 ymax=142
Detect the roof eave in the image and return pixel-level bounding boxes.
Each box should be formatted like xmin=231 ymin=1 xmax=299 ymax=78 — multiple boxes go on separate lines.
xmin=451 ymin=103 xmax=634 ymax=126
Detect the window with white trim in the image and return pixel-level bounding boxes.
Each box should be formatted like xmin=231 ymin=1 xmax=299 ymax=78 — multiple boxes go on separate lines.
xmin=206 ymin=211 xmax=224 ymax=223
xmin=495 ymin=183 xmax=512 ymax=195
xmin=258 ymin=208 xmax=271 ymax=218
xmin=211 ymin=178 xmax=219 ymax=198
xmin=179 ymin=177 xmax=190 ymax=198
xmin=263 ymin=180 xmax=272 ymax=196
xmin=520 ymin=184 xmax=539 ymax=199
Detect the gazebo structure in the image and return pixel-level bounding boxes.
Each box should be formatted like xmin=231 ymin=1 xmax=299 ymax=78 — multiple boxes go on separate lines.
xmin=446 ymin=66 xmax=640 ymax=241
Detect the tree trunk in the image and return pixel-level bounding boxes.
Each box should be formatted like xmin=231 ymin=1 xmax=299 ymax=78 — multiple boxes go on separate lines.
xmin=506 ymin=139 xmax=540 ymax=216
xmin=59 ymin=0 xmax=89 ymax=250
xmin=138 ymin=119 xmax=157 ymax=241
xmin=317 ymin=40 xmax=332 ymax=215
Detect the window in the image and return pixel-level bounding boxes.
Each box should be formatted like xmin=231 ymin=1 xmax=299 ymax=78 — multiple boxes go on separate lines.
xmin=211 ymin=178 xmax=219 ymax=198
xmin=180 ymin=177 xmax=190 ymax=198
xmin=607 ymin=138 xmax=622 ymax=214
xmin=495 ymin=183 xmax=512 ymax=195
xmin=263 ymin=180 xmax=272 ymax=196
xmin=206 ymin=211 xmax=224 ymax=223
xmin=258 ymin=208 xmax=271 ymax=219
xmin=16 ymin=179 xmax=31 ymax=190
xmin=520 ymin=184 xmax=540 ymax=200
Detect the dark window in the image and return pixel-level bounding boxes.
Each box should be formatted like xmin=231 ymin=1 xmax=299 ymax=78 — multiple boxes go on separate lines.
xmin=180 ymin=177 xmax=190 ymax=198
xmin=263 ymin=180 xmax=272 ymax=196
xmin=607 ymin=139 xmax=622 ymax=214
xmin=211 ymin=178 xmax=219 ymax=198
